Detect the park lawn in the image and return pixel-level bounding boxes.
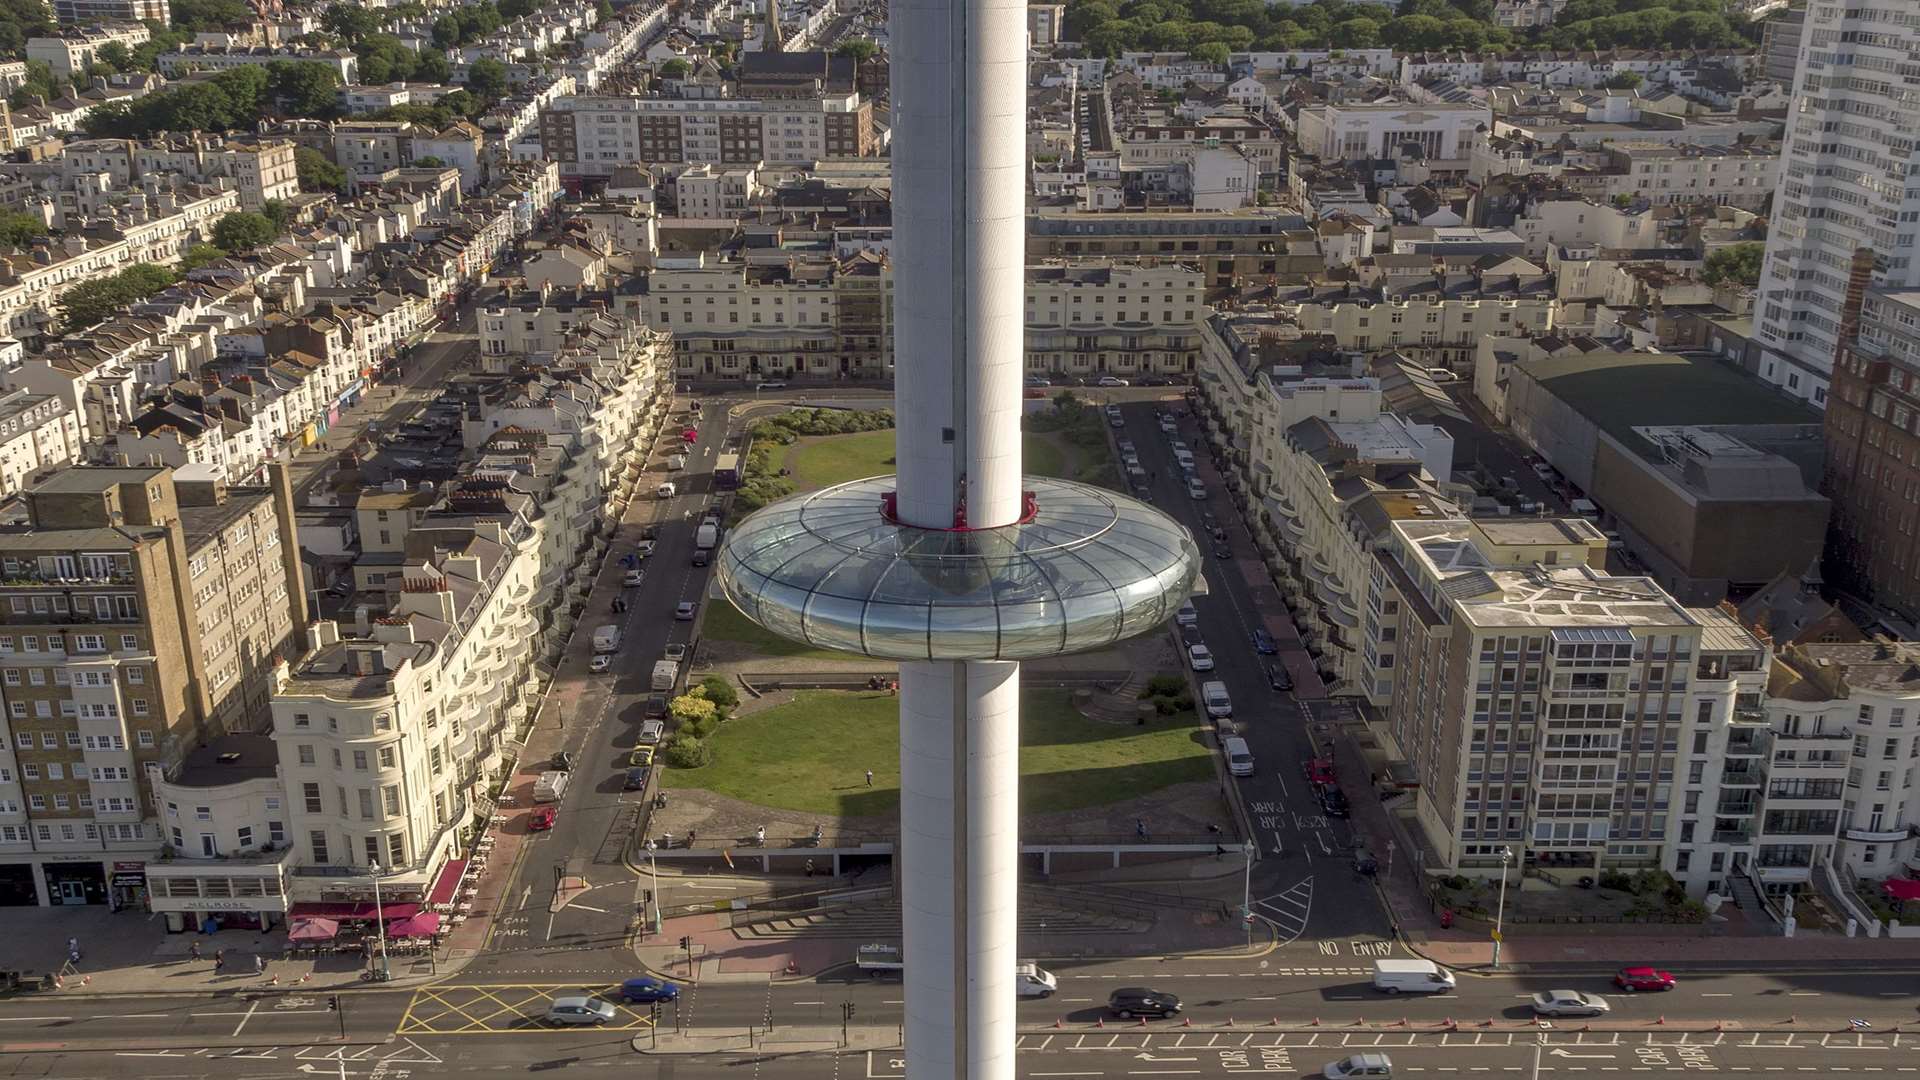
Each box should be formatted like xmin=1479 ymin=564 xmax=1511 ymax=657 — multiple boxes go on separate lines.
xmin=665 ymin=689 xmax=1212 ymax=817
xmin=785 ymin=429 xmax=1073 ymax=491
xmin=700 ymin=598 xmax=853 ymax=662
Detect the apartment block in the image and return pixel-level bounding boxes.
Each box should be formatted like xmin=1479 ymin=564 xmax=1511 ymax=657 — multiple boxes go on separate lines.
xmin=536 ymin=92 xmax=877 ymax=176
xmin=1024 ymin=261 xmax=1207 ymax=380
xmin=0 ymin=388 xmax=83 ymax=500
xmin=1824 ymin=287 xmax=1920 ymax=619
xmin=1378 ymin=517 xmax=1734 ymax=878
xmin=1754 ymin=0 xmax=1920 ymax=406
xmin=25 ymin=24 xmax=151 ymax=80
xmin=51 ymin=0 xmax=167 ymax=24
xmin=0 ymin=464 xmax=304 ymax=907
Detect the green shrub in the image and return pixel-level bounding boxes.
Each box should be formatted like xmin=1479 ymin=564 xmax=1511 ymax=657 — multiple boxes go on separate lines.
xmin=1597 ymin=870 xmax=1632 ymax=891
xmin=1143 ymin=675 xmax=1186 ymax=698
xmin=699 ymin=676 xmax=740 ymax=710
xmin=662 ymin=734 xmax=711 ymax=768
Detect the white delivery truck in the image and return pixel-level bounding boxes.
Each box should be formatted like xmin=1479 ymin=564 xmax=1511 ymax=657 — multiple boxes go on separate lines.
xmin=1015 ymin=962 xmax=1058 ymax=997
xmin=1223 ymin=736 xmax=1255 ymax=777
xmin=1371 ymin=958 xmax=1455 ymax=994
xmin=695 ymin=521 xmax=719 ymax=550
xmin=533 ymin=770 xmax=569 ymax=803
xmin=592 ymin=625 xmax=621 ymax=653
xmin=651 ymin=659 xmax=680 ymax=691
xmin=856 ymin=945 xmax=1054 ymax=996
xmin=1201 ymin=680 xmax=1233 ymax=718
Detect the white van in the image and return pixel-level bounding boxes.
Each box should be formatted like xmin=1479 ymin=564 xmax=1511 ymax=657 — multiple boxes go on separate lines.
xmin=1187 ymin=478 xmax=1207 ymax=500
xmin=1201 ymin=680 xmax=1233 ymax=718
xmin=1371 ymin=958 xmax=1454 ymax=994
xmin=1223 ymin=736 xmax=1254 ymax=777
xmin=1015 ymin=962 xmax=1057 ymax=998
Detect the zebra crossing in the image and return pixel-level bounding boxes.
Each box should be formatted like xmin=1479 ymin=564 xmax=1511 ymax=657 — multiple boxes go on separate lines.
xmin=1252 ymin=876 xmax=1314 ymax=945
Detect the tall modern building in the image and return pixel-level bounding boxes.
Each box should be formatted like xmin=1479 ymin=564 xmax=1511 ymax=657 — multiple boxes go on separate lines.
xmin=1824 ymin=287 xmax=1920 ymax=616
xmin=1754 ymin=0 xmax=1920 ymax=407
xmin=717 ymin=0 xmax=1198 ymax=1073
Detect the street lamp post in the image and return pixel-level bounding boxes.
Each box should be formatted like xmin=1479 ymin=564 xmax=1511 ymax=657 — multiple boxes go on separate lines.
xmin=1491 ymin=846 xmax=1513 ymax=970
xmin=368 ymin=860 xmax=390 ymax=981
xmin=1242 ymin=841 xmax=1256 ymax=923
xmin=645 ymin=838 xmax=662 ymax=934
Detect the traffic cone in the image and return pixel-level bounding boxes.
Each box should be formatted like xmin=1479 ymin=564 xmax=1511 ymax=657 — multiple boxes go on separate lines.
xmin=1270 ymin=1017 xmax=1282 ymax=1027
xmin=1181 ymin=1017 xmax=1191 ymax=1027
xmin=80 ymin=975 xmax=90 ymax=985
xmin=1096 ymin=1017 xmax=1104 ymax=1028
xmin=1311 ymin=1017 xmax=1322 ymax=1027
xmin=300 ymin=973 xmax=312 ymax=983
xmin=1054 ymin=1017 xmax=1063 ymax=1029
xmin=1656 ymin=1016 xmax=1666 ymax=1025
xmin=1481 ymin=1018 xmax=1496 ymax=1027
xmin=1443 ymin=1018 xmax=1455 ymax=1029
xmin=1137 ymin=1016 xmax=1147 ymax=1027
xmin=1224 ymin=1017 xmax=1235 ymax=1028
xmin=269 ymin=975 xmax=279 ymax=985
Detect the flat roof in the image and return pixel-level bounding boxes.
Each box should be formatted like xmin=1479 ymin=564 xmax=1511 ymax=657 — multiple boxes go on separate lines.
xmin=1516 ymin=352 xmax=1817 ymax=449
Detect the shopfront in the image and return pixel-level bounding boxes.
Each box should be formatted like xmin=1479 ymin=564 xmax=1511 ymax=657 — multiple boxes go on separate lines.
xmin=110 ymin=862 xmax=149 ymax=912
xmin=44 ymin=859 xmax=105 ymax=905
xmin=145 ymin=865 xmax=289 ymax=934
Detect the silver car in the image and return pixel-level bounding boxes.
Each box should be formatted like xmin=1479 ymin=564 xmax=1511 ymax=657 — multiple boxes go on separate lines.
xmin=546 ymin=995 xmax=618 ymax=1025
xmin=1531 ymin=990 xmax=1610 ymax=1017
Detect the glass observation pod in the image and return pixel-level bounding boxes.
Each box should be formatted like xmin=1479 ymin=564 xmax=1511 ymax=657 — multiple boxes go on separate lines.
xmin=715 ymin=475 xmax=1203 ymax=662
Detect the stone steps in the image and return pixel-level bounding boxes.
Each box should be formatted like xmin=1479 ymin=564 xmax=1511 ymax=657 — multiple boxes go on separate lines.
xmin=1079 ymin=671 xmax=1154 ymax=724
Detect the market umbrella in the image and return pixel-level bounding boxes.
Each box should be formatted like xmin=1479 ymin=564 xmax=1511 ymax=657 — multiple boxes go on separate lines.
xmin=385 ymin=911 xmax=442 ymax=938
xmin=288 ymin=916 xmax=340 ymax=942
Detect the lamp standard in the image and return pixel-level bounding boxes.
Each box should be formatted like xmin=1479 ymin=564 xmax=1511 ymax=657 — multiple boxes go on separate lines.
xmin=645 ymin=838 xmax=662 ymax=933
xmin=368 ymin=860 xmax=390 ymax=981
xmin=1491 ymin=846 xmax=1514 ymax=970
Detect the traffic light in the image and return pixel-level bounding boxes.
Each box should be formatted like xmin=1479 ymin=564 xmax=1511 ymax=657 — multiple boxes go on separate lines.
xmin=842 ymin=1002 xmax=856 ymax=1021
xmin=328 ymin=995 xmax=338 ymax=1011
xmin=679 ymin=935 xmax=691 ymax=950
xmin=643 ymin=889 xmax=653 ymax=904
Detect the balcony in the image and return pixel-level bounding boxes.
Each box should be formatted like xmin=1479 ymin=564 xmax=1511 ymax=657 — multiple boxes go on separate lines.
xmin=1844 ymin=824 xmax=1915 ymax=843
xmin=1716 ymin=796 xmax=1760 ymax=817
xmin=1710 ymin=828 xmax=1752 ymax=844
xmin=1719 ymin=763 xmax=1765 ymax=786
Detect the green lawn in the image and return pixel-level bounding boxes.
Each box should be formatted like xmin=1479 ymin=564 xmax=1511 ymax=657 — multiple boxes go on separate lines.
xmin=666 ymin=689 xmax=1212 ymax=817
xmin=785 ymin=429 xmax=1071 ymax=491
xmin=700 ymin=598 xmax=853 ymax=662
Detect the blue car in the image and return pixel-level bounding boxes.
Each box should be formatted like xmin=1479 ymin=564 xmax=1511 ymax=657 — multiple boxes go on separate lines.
xmin=620 ymin=977 xmax=680 ymax=1003
xmin=1251 ymin=628 xmax=1278 ymax=655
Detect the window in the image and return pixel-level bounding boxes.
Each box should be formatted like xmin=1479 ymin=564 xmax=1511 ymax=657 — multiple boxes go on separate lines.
xmin=382 ymin=785 xmax=400 ymax=817
xmin=237 ymin=826 xmax=253 ymax=849
xmin=364 ymin=836 xmax=381 ymax=866
xmin=302 ymin=782 xmax=322 ymax=814
xmin=268 ymin=820 xmax=285 ymax=845
xmin=377 ymin=746 xmax=396 ymax=769
xmin=309 ymin=830 xmax=329 ymax=863
xmin=358 ymin=789 xmax=375 ymax=819
xmin=387 ymin=833 xmax=405 ymax=866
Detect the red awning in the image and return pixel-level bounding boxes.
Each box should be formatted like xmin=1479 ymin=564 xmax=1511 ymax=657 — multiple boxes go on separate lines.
xmin=288 ymin=901 xmax=421 ymax=921
xmin=1883 ymin=879 xmax=1920 ymax=901
xmin=427 ymin=859 xmax=469 ymax=907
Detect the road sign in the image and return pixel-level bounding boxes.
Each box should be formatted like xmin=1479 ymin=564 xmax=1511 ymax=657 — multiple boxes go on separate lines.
xmin=1490 ymin=929 xmax=1503 ymax=942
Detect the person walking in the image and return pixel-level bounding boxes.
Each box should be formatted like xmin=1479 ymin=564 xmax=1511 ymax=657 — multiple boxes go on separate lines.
xmin=804 ymin=859 xmax=815 ymax=878
xmin=1135 ymin=818 xmax=1149 ymax=840
xmin=189 ymin=940 xmax=202 ymax=962
xmin=253 ymin=954 xmax=265 ymax=976
xmin=213 ymin=948 xmax=226 ymax=973
xmin=865 ymin=769 xmax=874 ymax=788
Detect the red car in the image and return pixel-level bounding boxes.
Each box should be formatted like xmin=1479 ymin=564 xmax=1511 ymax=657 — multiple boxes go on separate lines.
xmin=681 ymin=428 xmax=698 ymax=443
xmin=1613 ymin=966 xmax=1675 ymax=992
xmin=1304 ymin=758 xmax=1336 ymax=787
xmin=529 ymin=806 xmax=557 ymax=831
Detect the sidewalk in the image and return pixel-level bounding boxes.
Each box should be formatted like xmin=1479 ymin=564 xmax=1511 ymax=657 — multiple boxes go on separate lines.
xmin=629 ymin=870 xmax=1274 ymax=986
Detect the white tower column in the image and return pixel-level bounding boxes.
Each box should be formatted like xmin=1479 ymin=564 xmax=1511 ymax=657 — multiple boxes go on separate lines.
xmin=900 ymin=659 xmax=1020 ymax=1080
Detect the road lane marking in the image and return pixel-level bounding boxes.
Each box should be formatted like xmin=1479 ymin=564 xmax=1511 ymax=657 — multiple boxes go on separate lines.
xmin=230 ymin=1000 xmax=259 ymax=1037
xmin=568 ymin=904 xmax=609 ymax=913
xmin=0 ymin=1017 xmax=70 ymax=1021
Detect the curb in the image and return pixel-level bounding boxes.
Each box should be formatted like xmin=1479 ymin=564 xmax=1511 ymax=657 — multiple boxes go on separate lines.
xmin=2 ymin=1037 xmax=395 ymax=1056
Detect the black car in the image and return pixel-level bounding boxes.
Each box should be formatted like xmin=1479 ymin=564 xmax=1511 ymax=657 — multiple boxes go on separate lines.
xmin=1320 ymin=788 xmax=1351 ymax=818
xmin=550 ymin=751 xmax=576 ymax=772
xmin=1266 ymin=662 xmax=1293 ymax=692
xmin=624 ymin=766 xmax=650 ymax=791
xmin=644 ymin=694 xmax=670 ymax=719
xmin=1180 ymin=623 xmax=1205 ymax=645
xmin=1211 ymin=541 xmax=1232 ymax=559
xmin=1107 ymin=988 xmax=1182 ymax=1019
xmin=1352 ymin=846 xmax=1378 ymax=875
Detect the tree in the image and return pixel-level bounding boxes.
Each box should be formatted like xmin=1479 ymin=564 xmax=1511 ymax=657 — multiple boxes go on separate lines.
xmin=178 ymin=243 xmax=227 ymax=272
xmin=658 ymin=57 xmax=689 ymax=78
xmin=0 ymin=210 xmax=43 ymax=247
xmin=95 ymin=40 xmax=131 ymax=72
xmin=0 ymin=0 xmax=52 ymax=59
xmin=594 ymin=0 xmax=614 ymax=23
xmin=170 ymin=0 xmax=250 ymax=30
xmin=212 ymin=211 xmax=277 ymax=252
xmin=498 ymin=0 xmax=536 ymax=17
xmin=58 ymin=263 xmax=177 ymax=333
xmin=1189 ymin=40 xmax=1230 ymax=65
xmin=1701 ymin=242 xmax=1765 ymax=288
xmin=0 ymin=207 xmax=41 ymax=247
xmin=1330 ymin=15 xmax=1382 ymax=48
xmin=296 ymin=148 xmax=346 ymax=193
xmin=414 ymin=49 xmax=452 ymax=83
xmin=1604 ymin=71 xmax=1643 ymax=89
xmin=8 ymin=59 xmax=55 ymax=108
xmin=261 ymin=199 xmax=293 ymax=234
xmin=413 ymin=155 xmax=446 ymax=167
xmin=267 ymin=60 xmax=341 ymax=116
xmin=321 ymin=2 xmax=380 ymax=41
xmin=833 ymin=37 xmax=877 ymax=63
xmin=465 ymin=57 xmax=509 ymax=101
